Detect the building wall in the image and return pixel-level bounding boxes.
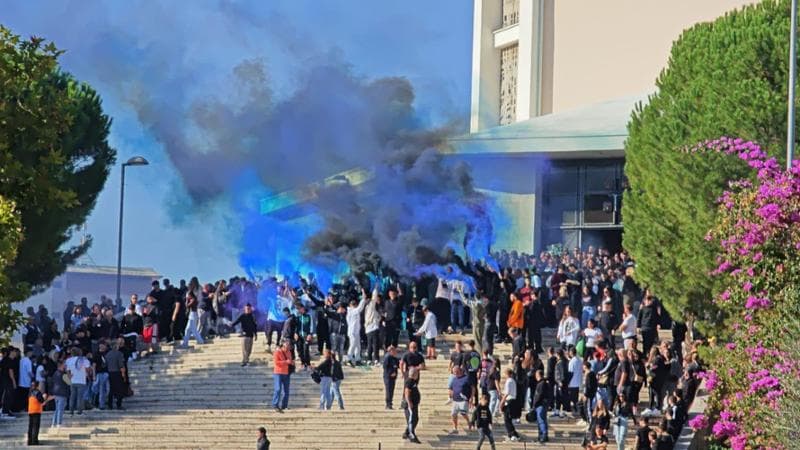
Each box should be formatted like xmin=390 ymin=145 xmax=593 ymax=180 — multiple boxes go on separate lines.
xmin=470 ymin=0 xmax=757 ymax=131
xmin=549 ymin=0 xmax=757 ymax=112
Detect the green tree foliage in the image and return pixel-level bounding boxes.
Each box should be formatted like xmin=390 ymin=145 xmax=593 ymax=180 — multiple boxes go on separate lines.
xmin=623 ymin=0 xmax=793 ymax=325
xmin=0 ymin=26 xmax=116 ymax=337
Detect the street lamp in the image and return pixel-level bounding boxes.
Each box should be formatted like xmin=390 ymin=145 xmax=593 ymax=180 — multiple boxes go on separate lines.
xmin=116 ymin=156 xmax=149 ymax=302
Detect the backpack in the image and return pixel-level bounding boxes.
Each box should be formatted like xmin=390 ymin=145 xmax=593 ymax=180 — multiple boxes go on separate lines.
xmin=467 ymin=351 xmax=481 ymax=373
xmin=310 ymin=368 xmax=321 ymax=384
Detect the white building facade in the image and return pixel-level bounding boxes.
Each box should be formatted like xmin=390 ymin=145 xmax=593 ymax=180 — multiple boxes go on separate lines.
xmin=455 ymin=0 xmax=756 ymax=253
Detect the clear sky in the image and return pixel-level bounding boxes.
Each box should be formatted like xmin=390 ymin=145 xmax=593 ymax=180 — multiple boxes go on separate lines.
xmin=3 ymin=0 xmax=474 ymax=282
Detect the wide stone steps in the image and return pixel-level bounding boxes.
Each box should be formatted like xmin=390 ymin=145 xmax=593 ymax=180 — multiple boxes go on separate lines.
xmin=1 ymin=328 xmax=651 ymax=449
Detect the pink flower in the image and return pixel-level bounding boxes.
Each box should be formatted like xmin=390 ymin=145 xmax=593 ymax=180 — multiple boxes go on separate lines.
xmin=725 ymin=342 xmax=736 ymax=351
xmin=730 ymin=433 xmax=747 ymax=450
xmin=745 ymin=296 xmax=771 ymax=310
xmin=743 ymin=281 xmax=752 ymax=291
xmin=688 ymin=414 xmax=708 ymax=430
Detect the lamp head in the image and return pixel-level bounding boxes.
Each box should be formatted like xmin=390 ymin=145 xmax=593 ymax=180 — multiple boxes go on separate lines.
xmin=124 ymin=156 xmax=149 ymax=167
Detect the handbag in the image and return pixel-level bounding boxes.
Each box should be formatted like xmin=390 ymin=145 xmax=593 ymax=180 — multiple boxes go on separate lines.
xmin=310 ymin=369 xmax=321 ymax=384
xmin=598 ymin=373 xmax=609 ymax=385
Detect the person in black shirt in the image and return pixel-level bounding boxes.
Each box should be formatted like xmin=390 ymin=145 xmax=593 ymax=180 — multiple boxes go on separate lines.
xmin=634 ymin=416 xmax=652 ymax=450
xmin=471 ymin=393 xmax=496 ymax=450
xmin=402 ymin=367 xmax=422 ymax=444
xmin=92 ymin=343 xmax=110 ymax=410
xmin=383 ymin=346 xmax=400 ymax=409
xmin=596 ymin=300 xmax=619 ymax=349
xmin=315 ymin=295 xmax=332 ymax=355
xmin=231 ymin=303 xmax=257 ymax=366
xmin=400 ymin=341 xmax=425 ymax=379
xmin=383 ymin=288 xmax=402 ymax=349
xmin=531 ymin=370 xmax=550 ymax=443
xmin=586 ymin=424 xmax=610 ymax=450
xmin=525 ymin=292 xmax=545 ymax=354
xmin=405 ymin=297 xmax=425 ymax=348
xmin=637 ymin=295 xmax=660 ymax=357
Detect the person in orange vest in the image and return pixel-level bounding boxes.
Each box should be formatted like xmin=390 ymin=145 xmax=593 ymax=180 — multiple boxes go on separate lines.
xmin=506 ymin=293 xmax=524 ymax=331
xmin=28 ymin=381 xmax=51 ymax=446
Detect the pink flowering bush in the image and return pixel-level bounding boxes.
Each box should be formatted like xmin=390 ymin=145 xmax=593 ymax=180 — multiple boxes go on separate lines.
xmin=689 ymin=137 xmax=800 ymax=449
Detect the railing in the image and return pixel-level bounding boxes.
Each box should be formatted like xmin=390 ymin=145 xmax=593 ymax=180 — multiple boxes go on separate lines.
xmin=503 ymin=0 xmax=520 ymax=27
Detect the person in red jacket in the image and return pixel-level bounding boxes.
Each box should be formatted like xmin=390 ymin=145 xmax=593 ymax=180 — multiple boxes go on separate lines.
xmin=272 ymin=339 xmax=295 ymax=412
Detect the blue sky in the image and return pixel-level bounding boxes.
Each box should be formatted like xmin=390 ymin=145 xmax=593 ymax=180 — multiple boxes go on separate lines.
xmin=3 ymin=1 xmax=474 ymax=282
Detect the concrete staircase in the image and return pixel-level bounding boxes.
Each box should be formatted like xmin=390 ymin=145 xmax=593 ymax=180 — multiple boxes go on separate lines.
xmin=0 ymin=329 xmax=645 ymax=449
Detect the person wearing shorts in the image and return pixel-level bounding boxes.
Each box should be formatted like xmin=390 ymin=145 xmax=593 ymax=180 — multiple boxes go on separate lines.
xmin=448 ymin=366 xmax=472 ymax=434
xmin=415 ymin=303 xmax=438 ymax=360
xmin=142 ymin=295 xmax=160 ymax=355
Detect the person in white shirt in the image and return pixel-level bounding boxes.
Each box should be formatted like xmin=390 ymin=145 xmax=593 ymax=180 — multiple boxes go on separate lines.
xmin=130 ymin=294 xmax=143 ymax=316
xmin=567 ymin=347 xmax=583 ymax=417
xmin=346 ymin=290 xmax=369 ymax=365
xmin=65 ymin=347 xmax=92 ymax=415
xmin=618 ymin=304 xmax=638 ymax=349
xmin=414 ymin=304 xmax=438 ymax=360
xmin=500 ymin=368 xmax=521 ymax=442
xmin=557 ymin=306 xmax=580 ymax=348
xmin=582 ymin=319 xmax=604 ymax=359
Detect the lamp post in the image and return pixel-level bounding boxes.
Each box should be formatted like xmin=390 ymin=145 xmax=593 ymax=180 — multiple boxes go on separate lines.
xmin=788 ymin=0 xmax=798 ymax=170
xmin=116 ymin=156 xmax=149 ymax=303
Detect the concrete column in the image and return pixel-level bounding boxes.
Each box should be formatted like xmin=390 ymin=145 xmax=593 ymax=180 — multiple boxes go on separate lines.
xmin=470 ymin=0 xmax=503 ymax=132
xmin=516 ymin=0 xmax=544 ymax=121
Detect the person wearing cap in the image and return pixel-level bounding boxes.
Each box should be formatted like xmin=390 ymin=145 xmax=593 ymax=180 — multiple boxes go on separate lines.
xmin=256 ymin=426 xmax=270 ymax=450
xmin=231 ymin=303 xmax=258 ymax=367
xmin=414 ymin=303 xmax=438 ymax=360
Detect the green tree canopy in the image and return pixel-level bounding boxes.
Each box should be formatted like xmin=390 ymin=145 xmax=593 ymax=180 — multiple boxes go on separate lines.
xmin=623 ymin=0 xmax=793 ymax=326
xmin=0 ymin=26 xmax=115 ymax=337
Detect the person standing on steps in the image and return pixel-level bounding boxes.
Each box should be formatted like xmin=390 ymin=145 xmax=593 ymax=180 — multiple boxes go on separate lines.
xmin=105 ymin=342 xmax=127 ymax=410
xmin=532 ymin=369 xmax=550 ymax=444
xmin=402 ymin=367 xmax=422 ymax=444
xmin=316 ymin=350 xmax=333 ymax=410
xmin=293 ymin=305 xmax=313 ymax=371
xmin=271 ymin=339 xmax=294 ymax=413
xmin=231 ymin=303 xmax=258 ymax=367
xmin=181 ymin=291 xmax=204 ymax=348
xmin=500 ymin=368 xmax=521 ymax=442
xmin=414 ymin=302 xmax=438 ymax=360
xmin=346 ymin=290 xmax=369 ymax=366
xmin=325 ymin=302 xmax=348 ymax=361
xmin=383 ymin=345 xmax=400 ymax=409
xmin=27 ymin=381 xmax=50 ymax=446
xmin=330 ymin=353 xmax=345 ymax=410
xmin=256 ymin=426 xmax=270 ymax=450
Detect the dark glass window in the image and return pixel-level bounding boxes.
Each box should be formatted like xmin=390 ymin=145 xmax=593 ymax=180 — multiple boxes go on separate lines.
xmin=583 ymin=194 xmax=615 ymax=224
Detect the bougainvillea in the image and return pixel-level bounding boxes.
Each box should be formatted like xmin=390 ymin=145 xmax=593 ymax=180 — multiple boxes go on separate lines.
xmin=688 ymin=137 xmax=800 ymax=449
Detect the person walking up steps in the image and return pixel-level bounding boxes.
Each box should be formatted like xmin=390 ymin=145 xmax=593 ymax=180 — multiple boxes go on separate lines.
xmin=231 ymin=303 xmax=257 ymax=366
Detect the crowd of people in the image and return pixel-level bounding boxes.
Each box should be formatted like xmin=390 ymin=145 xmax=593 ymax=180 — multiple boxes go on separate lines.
xmin=1 ymin=246 xmax=707 ymax=449
xmin=1 ymin=300 xmax=133 ymax=445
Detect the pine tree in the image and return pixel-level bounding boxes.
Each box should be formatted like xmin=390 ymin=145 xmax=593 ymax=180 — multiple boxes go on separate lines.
xmin=623 ymin=0 xmax=794 ymax=325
